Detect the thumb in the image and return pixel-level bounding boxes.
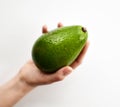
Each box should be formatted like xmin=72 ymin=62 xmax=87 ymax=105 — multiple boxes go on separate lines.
xmin=48 ymin=66 xmax=73 ymax=83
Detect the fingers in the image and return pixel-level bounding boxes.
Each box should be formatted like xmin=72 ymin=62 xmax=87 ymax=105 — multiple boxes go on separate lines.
xmin=57 ymin=22 xmax=63 ymax=28
xmin=42 ymin=25 xmax=48 ymax=33
xmin=42 ymin=22 xmax=63 ymax=34
xmin=51 ymin=66 xmax=72 ymax=82
xmin=70 ymin=41 xmax=90 ymax=69
xmin=43 ymin=66 xmax=72 ymax=84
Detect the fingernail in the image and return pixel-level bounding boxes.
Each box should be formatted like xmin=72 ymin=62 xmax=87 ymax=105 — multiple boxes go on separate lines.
xmin=63 ymin=67 xmax=72 ymax=76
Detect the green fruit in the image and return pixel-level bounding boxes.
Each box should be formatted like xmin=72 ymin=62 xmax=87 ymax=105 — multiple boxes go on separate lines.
xmin=32 ymin=25 xmax=88 ymax=74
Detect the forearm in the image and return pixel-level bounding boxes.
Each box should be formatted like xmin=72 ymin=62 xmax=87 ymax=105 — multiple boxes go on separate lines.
xmin=0 ymin=74 xmax=35 ymax=107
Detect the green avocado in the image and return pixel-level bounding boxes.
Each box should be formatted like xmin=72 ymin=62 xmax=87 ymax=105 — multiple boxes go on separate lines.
xmin=32 ymin=25 xmax=88 ymax=74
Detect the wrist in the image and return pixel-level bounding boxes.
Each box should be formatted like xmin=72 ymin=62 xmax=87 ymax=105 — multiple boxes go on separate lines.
xmin=17 ymin=73 xmax=35 ymax=93
xmin=0 ymin=73 xmax=35 ymax=107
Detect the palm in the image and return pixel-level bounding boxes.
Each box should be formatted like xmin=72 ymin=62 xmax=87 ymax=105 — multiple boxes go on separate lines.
xmin=20 ymin=60 xmax=48 ymax=85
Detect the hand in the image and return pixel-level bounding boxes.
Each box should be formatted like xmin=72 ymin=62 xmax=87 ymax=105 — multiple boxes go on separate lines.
xmin=19 ymin=23 xmax=89 ymax=87
xmin=0 ymin=23 xmax=89 ymax=107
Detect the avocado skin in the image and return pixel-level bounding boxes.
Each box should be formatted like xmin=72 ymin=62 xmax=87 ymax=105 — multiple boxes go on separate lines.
xmin=32 ymin=25 xmax=88 ymax=74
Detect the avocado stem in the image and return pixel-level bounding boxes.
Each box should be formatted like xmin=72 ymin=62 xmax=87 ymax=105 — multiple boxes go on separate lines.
xmin=82 ymin=27 xmax=87 ymax=32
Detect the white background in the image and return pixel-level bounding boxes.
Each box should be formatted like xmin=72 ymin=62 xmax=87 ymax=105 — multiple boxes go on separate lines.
xmin=0 ymin=0 xmax=120 ymax=107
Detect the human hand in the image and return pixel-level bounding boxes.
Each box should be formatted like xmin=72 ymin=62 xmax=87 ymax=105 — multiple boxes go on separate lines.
xmin=19 ymin=23 xmax=89 ymax=87
xmin=0 ymin=23 xmax=89 ymax=107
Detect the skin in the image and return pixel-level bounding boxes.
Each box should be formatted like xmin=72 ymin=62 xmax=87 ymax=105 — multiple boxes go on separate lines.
xmin=0 ymin=23 xmax=89 ymax=107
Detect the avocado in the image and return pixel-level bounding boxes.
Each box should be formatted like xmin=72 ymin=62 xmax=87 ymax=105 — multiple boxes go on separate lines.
xmin=32 ymin=25 xmax=88 ymax=74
